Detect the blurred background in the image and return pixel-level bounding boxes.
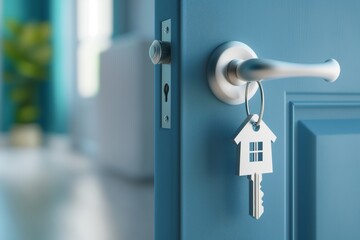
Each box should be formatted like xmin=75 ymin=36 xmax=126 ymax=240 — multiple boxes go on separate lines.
xmin=0 ymin=0 xmax=155 ymax=239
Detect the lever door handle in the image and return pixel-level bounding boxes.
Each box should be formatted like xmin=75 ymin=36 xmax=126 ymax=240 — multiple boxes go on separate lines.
xmin=227 ymin=58 xmax=340 ymax=85
xmin=207 ymin=41 xmax=341 ymax=105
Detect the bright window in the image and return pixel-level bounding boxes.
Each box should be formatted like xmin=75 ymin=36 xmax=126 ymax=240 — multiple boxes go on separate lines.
xmin=76 ymin=0 xmax=113 ymax=98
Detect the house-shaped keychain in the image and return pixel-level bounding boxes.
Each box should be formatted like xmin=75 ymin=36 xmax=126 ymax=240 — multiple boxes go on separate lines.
xmin=234 ymin=114 xmax=276 ymax=176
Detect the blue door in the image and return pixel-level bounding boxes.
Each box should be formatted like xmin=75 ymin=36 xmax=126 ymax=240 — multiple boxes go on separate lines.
xmin=154 ymin=1 xmax=360 ymax=239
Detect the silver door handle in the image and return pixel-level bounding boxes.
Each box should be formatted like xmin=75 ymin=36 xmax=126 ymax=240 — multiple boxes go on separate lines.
xmin=207 ymin=41 xmax=341 ymax=105
xmin=227 ymin=58 xmax=340 ymax=85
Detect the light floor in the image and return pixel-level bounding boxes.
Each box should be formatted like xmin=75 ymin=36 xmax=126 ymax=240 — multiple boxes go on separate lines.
xmin=0 ymin=136 xmax=154 ymax=240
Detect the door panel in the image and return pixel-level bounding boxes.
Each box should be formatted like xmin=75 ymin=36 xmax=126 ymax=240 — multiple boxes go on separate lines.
xmin=154 ymin=1 xmax=360 ymax=239
xmin=298 ymin=120 xmax=360 ymax=240
xmin=288 ymin=93 xmax=360 ymax=239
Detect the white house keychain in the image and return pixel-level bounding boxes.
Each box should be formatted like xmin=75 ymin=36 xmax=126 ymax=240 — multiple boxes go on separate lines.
xmin=233 ymin=81 xmax=276 ymax=220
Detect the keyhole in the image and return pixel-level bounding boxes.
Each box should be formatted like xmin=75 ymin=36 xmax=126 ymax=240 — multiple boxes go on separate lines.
xmin=164 ymin=84 xmax=169 ymax=102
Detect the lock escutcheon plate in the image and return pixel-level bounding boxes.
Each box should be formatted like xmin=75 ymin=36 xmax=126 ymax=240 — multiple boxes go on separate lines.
xmin=161 ymin=19 xmax=171 ymax=128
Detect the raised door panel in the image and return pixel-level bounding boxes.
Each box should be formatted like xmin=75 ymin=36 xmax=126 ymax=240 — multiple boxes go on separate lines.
xmin=297 ymin=119 xmax=360 ymax=240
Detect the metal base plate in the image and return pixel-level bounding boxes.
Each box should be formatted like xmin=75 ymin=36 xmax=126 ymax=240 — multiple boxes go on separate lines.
xmin=207 ymin=41 xmax=258 ymax=105
xmin=161 ymin=19 xmax=171 ymax=128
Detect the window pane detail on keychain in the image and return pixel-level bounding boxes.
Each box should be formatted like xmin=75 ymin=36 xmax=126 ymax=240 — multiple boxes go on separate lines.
xmin=249 ymin=142 xmax=263 ymax=162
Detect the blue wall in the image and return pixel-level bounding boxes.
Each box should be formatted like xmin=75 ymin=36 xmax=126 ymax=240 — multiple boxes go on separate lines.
xmin=49 ymin=0 xmax=74 ymax=133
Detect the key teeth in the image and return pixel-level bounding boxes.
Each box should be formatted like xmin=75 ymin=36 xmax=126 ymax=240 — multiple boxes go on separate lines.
xmin=258 ymin=186 xmax=264 ymax=219
xmin=259 ymin=183 xmax=264 ymax=205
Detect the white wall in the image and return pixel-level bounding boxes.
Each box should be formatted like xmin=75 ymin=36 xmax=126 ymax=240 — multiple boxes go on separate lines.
xmin=96 ymin=36 xmax=154 ymax=178
xmin=127 ymin=0 xmax=154 ymax=37
xmin=71 ymin=0 xmax=155 ymax=164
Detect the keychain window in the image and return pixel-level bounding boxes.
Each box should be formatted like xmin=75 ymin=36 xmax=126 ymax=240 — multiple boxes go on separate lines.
xmin=249 ymin=142 xmax=263 ymax=162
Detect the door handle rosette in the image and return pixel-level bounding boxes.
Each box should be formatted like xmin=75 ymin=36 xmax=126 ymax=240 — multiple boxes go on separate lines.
xmin=207 ymin=41 xmax=340 ymax=105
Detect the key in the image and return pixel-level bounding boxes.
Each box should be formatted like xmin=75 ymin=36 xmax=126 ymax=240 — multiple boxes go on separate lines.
xmin=234 ymin=114 xmax=277 ymax=219
xmin=249 ymin=173 xmax=264 ymax=219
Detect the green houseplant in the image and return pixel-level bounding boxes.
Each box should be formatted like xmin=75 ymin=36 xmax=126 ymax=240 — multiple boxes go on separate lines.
xmin=2 ymin=20 xmax=51 ymax=147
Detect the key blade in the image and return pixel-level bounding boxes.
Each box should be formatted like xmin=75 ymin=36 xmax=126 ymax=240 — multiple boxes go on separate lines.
xmin=249 ymin=173 xmax=264 ymax=219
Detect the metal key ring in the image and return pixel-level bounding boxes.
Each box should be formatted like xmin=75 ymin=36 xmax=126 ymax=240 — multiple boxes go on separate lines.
xmin=245 ymin=81 xmax=264 ymax=127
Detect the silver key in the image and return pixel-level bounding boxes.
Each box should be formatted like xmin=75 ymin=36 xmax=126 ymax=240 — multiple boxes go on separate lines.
xmin=234 ymin=114 xmax=277 ymax=219
xmin=249 ymin=173 xmax=264 ymax=219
